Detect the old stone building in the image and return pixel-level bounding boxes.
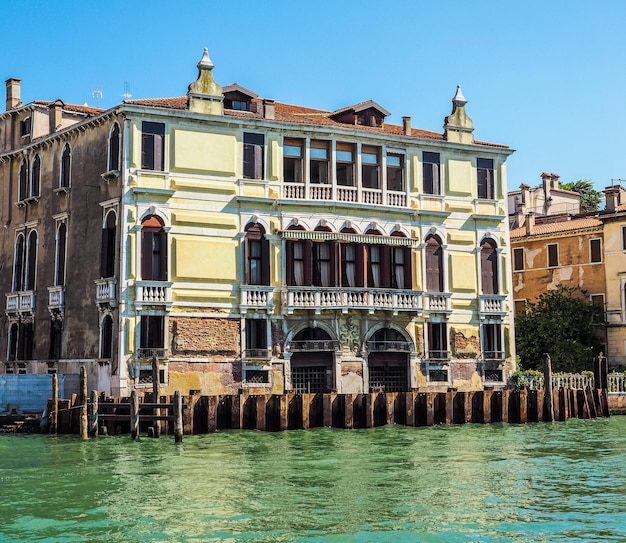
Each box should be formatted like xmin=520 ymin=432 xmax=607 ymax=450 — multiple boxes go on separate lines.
xmin=0 ymin=49 xmax=515 ymax=397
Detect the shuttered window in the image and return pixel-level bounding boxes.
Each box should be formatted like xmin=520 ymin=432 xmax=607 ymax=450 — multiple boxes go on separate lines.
xmin=477 ymin=158 xmax=494 ymax=199
xmin=243 ymin=132 xmax=264 ymax=179
xmin=141 ymin=122 xmax=165 ymax=171
xmin=590 ymin=238 xmax=602 ymax=263
xmin=245 ymin=223 xmax=269 ymax=285
xmin=141 ymin=215 xmax=167 ymax=281
xmin=513 ymin=248 xmax=524 ymax=271
xmin=425 ymin=235 xmax=444 ymax=292
xmin=548 ymin=244 xmax=558 ymax=267
xmin=423 ymin=152 xmax=440 ymax=195
xmin=480 ymin=239 xmax=498 ymax=294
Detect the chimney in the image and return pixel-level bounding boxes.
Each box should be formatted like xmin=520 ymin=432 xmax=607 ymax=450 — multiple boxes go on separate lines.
xmin=604 ymin=185 xmax=622 ymax=212
xmin=49 ymin=100 xmax=64 ymax=133
xmin=541 ymin=172 xmax=552 ymax=209
xmin=5 ymin=78 xmax=21 ymax=110
xmin=550 ymin=172 xmax=560 ymax=190
xmin=525 ymin=212 xmax=535 ymax=236
xmin=402 ymin=116 xmax=411 ymax=135
xmin=263 ymin=98 xmax=275 ymax=120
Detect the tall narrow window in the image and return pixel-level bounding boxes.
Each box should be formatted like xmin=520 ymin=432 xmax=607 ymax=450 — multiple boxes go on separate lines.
xmin=245 ymin=319 xmax=267 ymax=353
xmin=60 ymin=143 xmax=71 ymax=188
xmin=109 ymin=122 xmax=121 ymax=171
xmin=18 ymin=321 xmax=33 ymax=360
xmin=55 ymin=223 xmax=67 ymax=287
xmin=387 ymin=153 xmax=404 ymax=192
xmin=25 ymin=231 xmax=37 ymax=291
xmin=13 ymin=234 xmax=25 ymax=292
xmin=31 ymin=155 xmax=40 ymax=198
xmin=428 ymin=322 xmax=448 ymax=360
xmin=425 ymin=235 xmax=444 ymax=292
xmin=513 ymin=247 xmax=524 ymax=271
xmin=283 ymin=138 xmax=303 ymax=183
xmin=141 ymin=121 xmax=165 ymax=171
xmin=590 ymin=238 xmax=602 ymax=263
xmin=8 ymin=323 xmax=18 ymax=361
xmin=480 ymin=239 xmax=498 ymax=295
xmin=392 ymin=247 xmax=406 ymax=289
xmin=361 ymin=145 xmax=380 ymax=189
xmin=140 ymin=315 xmax=165 ymax=351
xmin=49 ymin=319 xmax=63 ymax=360
xmin=19 ymin=159 xmax=28 ymax=201
xmin=101 ymin=211 xmax=117 ymax=278
xmin=245 ymin=222 xmax=269 ymax=285
xmin=423 ymin=152 xmax=441 ymax=195
xmin=341 ymin=244 xmax=357 ymax=287
xmin=141 ymin=215 xmax=167 ymax=281
xmin=548 ymin=243 xmax=558 ymax=268
xmin=477 ymin=158 xmax=494 ymax=199
xmin=622 ymin=226 xmax=626 ymax=251
xmin=483 ymin=324 xmax=503 ymax=360
xmin=368 ymin=245 xmax=381 ymax=288
xmin=310 ymin=140 xmax=329 ymax=184
xmin=243 ymin=132 xmax=264 ymax=179
xmin=100 ymin=315 xmax=114 ymax=359
xmin=336 ymin=142 xmax=355 ymax=186
xmin=313 ymin=241 xmax=334 ymax=287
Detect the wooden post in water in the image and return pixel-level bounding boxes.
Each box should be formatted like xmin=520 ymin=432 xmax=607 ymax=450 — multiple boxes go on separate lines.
xmin=207 ymin=396 xmax=218 ymax=432
xmin=483 ymin=390 xmax=492 ymax=424
xmin=519 ymin=389 xmax=528 ymax=423
xmin=543 ymin=353 xmax=554 ymax=421
xmin=386 ymin=393 xmax=396 ymax=426
xmin=280 ymin=394 xmax=289 ymax=431
xmin=446 ymin=391 xmax=454 ymax=425
xmin=89 ymin=390 xmax=99 ymax=437
xmin=151 ymin=357 xmax=160 ymax=438
xmin=79 ymin=366 xmax=88 ymax=439
xmin=50 ymin=373 xmax=59 ymax=434
xmin=130 ymin=390 xmax=139 ymax=440
xmin=405 ymin=392 xmax=415 ymax=427
xmin=344 ymin=393 xmax=354 ymax=429
xmin=174 ymin=390 xmax=183 ymax=443
xmin=426 ymin=393 xmax=435 ymax=426
xmin=464 ymin=392 xmax=473 ymax=423
xmin=501 ymin=390 xmax=510 ymax=423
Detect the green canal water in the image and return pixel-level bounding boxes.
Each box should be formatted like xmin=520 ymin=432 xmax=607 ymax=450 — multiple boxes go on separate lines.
xmin=1 ymin=417 xmax=625 ymax=543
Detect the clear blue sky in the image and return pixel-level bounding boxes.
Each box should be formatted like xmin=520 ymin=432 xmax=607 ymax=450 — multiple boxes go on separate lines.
xmin=3 ymin=0 xmax=625 ymax=192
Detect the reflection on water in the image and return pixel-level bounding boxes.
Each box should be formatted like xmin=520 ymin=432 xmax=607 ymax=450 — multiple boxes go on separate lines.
xmin=1 ymin=417 xmax=625 ymax=542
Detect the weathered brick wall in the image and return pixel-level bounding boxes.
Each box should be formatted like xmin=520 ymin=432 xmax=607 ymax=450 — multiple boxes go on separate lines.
xmin=170 ymin=317 xmax=240 ymax=357
xmin=453 ymin=328 xmax=480 ymax=358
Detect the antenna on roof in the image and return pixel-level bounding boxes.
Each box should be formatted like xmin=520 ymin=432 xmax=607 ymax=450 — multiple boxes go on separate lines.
xmin=122 ymin=81 xmax=132 ymax=101
xmin=92 ymin=85 xmax=103 ymax=107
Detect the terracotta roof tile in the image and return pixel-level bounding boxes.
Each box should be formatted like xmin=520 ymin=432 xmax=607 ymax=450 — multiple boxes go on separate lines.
xmin=510 ymin=217 xmax=602 ymax=238
xmin=124 ymin=97 xmax=188 ymax=109
xmin=34 ymin=100 xmax=103 ymax=115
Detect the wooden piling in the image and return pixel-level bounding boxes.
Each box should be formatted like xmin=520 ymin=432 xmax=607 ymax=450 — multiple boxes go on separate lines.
xmin=386 ymin=393 xmax=396 ymax=426
xmin=323 ymin=393 xmax=333 ymax=427
xmin=151 ymin=357 xmax=160 ymax=438
xmin=256 ymin=395 xmax=267 ymax=431
xmin=519 ymin=389 xmax=528 ymax=424
xmin=405 ymin=392 xmax=415 ymax=427
xmin=280 ymin=394 xmax=289 ymax=431
xmin=301 ymin=393 xmax=311 ymax=430
xmin=174 ymin=390 xmax=183 ymax=443
xmin=50 ymin=373 xmax=59 ymax=434
xmin=446 ymin=391 xmax=454 ymax=425
xmin=483 ymin=390 xmax=492 ymax=424
xmin=79 ymin=367 xmax=88 ymax=439
xmin=426 ymin=393 xmax=435 ymax=426
xmin=464 ymin=392 xmax=472 ymax=424
xmin=89 ymin=390 xmax=98 ymax=437
xmin=585 ymin=386 xmax=597 ymax=419
xmin=543 ymin=353 xmax=554 ymax=422
xmin=536 ymin=389 xmax=544 ymax=422
xmin=364 ymin=393 xmax=375 ymax=428
xmin=130 ymin=390 xmax=139 ymax=439
xmin=207 ymin=395 xmax=218 ymax=432
xmin=502 ymin=389 xmax=510 ymax=423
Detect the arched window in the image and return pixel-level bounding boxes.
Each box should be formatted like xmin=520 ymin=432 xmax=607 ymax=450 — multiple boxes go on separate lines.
xmin=425 ymin=234 xmax=444 ymax=292
xmin=340 ymin=228 xmax=363 ymax=288
xmin=55 ymin=223 xmax=67 ymax=287
xmin=60 ymin=143 xmax=71 ymax=188
xmin=244 ymin=222 xmax=269 ymax=285
xmin=19 ymin=159 xmax=28 ymax=201
xmin=31 ymin=155 xmax=40 ymax=198
xmin=108 ymin=123 xmax=121 ymax=171
xmin=26 ymin=231 xmax=37 ymax=290
xmin=101 ymin=211 xmax=117 ymax=278
xmin=141 ymin=215 xmax=167 ymax=281
xmin=13 ymin=234 xmax=25 ymax=292
xmin=100 ymin=315 xmax=114 ymax=359
xmin=480 ymin=239 xmax=499 ymax=295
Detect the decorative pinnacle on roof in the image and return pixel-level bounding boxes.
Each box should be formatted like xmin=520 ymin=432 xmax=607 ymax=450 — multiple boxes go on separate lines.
xmin=198 ymin=48 xmax=214 ymax=70
xmin=452 ymin=85 xmax=467 ymax=106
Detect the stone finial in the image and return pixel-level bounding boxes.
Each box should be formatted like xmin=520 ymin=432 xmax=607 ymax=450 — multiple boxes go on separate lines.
xmin=187 ymin=48 xmax=223 ymax=115
xmin=444 ymin=84 xmax=474 ymax=144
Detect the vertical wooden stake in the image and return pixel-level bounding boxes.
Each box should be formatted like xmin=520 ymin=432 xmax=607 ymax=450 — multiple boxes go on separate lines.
xmin=482 ymin=390 xmax=492 ymax=424
xmin=446 ymin=391 xmax=454 ymax=425
xmin=405 ymin=392 xmax=415 ymax=427
xmin=151 ymin=357 xmax=160 ymax=438
xmin=174 ymin=390 xmax=183 ymax=443
xmin=88 ymin=390 xmax=98 ymax=437
xmin=543 ymin=353 xmax=554 ymax=422
xmin=50 ymin=373 xmax=58 ymax=434
xmin=519 ymin=389 xmax=528 ymax=424
xmin=426 ymin=393 xmax=435 ymax=426
xmin=344 ymin=393 xmax=354 ymax=429
xmin=130 ymin=390 xmax=139 ymax=440
xmin=501 ymin=389 xmax=510 ymax=423
xmin=80 ymin=366 xmax=88 ymax=440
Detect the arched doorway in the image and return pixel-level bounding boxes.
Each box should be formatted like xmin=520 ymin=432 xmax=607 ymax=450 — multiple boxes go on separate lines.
xmin=289 ymin=327 xmax=336 ymax=393
xmin=367 ymin=328 xmax=411 ymax=392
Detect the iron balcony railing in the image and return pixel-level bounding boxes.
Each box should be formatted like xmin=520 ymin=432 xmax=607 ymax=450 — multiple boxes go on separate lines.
xmin=137 ymin=348 xmax=168 ymax=360
xmin=243 ymin=348 xmax=272 ymax=360
xmin=288 ymin=340 xmax=340 ymax=352
xmin=366 ymin=340 xmax=411 ymax=352
xmin=427 ymin=350 xmax=451 ymax=361
xmin=482 ymin=350 xmax=506 ymax=361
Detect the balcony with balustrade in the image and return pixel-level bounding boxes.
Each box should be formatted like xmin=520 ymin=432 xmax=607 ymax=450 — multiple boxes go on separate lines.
xmin=366 ymin=340 xmax=411 ymax=352
xmin=48 ymin=286 xmax=65 ymax=314
xmin=136 ymin=347 xmax=169 ymax=361
xmin=6 ymin=291 xmax=35 ymax=316
xmin=287 ymin=339 xmax=341 ymax=352
xmin=478 ymin=295 xmax=508 ymax=319
xmin=281 ymin=183 xmax=407 ymax=208
xmin=240 ymin=286 xmax=275 ymax=314
xmin=283 ymin=286 xmax=422 ymax=315
xmin=95 ymin=277 xmax=117 ymax=308
xmin=134 ymin=281 xmax=173 ymax=310
xmin=423 ymin=292 xmax=452 ymax=315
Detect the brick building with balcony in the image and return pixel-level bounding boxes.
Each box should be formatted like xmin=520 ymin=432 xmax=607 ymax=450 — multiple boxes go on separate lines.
xmin=0 ymin=49 xmax=515 ymax=396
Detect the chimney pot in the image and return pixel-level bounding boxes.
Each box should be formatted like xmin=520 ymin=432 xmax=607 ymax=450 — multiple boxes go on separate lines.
xmin=525 ymin=213 xmax=535 ymax=236
xmin=402 ymin=116 xmax=411 ymax=135
xmin=263 ymin=98 xmax=275 ymax=120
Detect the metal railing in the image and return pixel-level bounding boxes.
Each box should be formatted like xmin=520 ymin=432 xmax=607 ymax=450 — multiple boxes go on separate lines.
xmin=367 ymin=340 xmax=411 ymax=352
xmin=243 ymin=349 xmax=272 ymax=360
xmin=427 ymin=350 xmax=451 ymax=361
xmin=287 ymin=340 xmax=340 ymax=352
xmin=137 ymin=348 xmax=168 ymax=360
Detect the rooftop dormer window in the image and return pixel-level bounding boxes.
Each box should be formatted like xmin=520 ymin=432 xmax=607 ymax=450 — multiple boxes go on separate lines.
xmin=223 ymin=83 xmax=258 ymax=112
xmin=329 ymin=100 xmax=390 ymax=127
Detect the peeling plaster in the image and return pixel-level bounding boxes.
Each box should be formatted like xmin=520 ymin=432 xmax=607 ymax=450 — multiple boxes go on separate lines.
xmin=526 ymin=247 xmax=542 ymax=268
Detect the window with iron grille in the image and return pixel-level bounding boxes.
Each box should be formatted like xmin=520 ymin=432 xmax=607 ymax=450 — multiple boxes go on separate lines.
xmin=484 ymin=369 xmax=503 ymax=382
xmin=429 ymin=369 xmax=448 ymax=382
xmin=368 ymin=366 xmax=407 ymax=392
xmin=245 ymin=370 xmax=269 ymax=384
xmin=291 ymin=366 xmax=327 ymax=393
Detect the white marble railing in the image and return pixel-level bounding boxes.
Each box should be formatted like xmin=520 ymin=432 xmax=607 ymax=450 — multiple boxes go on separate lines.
xmin=479 ymin=295 xmax=506 ymax=314
xmin=309 ymin=184 xmax=332 ymax=200
xmin=362 ymin=188 xmax=383 ymax=205
xmin=95 ymin=277 xmax=117 ymax=306
xmin=284 ymin=287 xmax=422 ymax=314
xmin=283 ymin=183 xmax=306 ymax=199
xmin=336 ymin=186 xmax=358 ymax=202
xmin=240 ymin=286 xmax=274 ymax=312
xmin=136 ymin=281 xmax=172 ymax=305
xmin=6 ymin=291 xmax=35 ymax=314
xmin=609 ymin=374 xmax=626 ymax=393
xmin=386 ymin=191 xmax=407 ymax=207
xmin=48 ymin=286 xmax=65 ymax=310
xmin=424 ymin=292 xmax=451 ymax=312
